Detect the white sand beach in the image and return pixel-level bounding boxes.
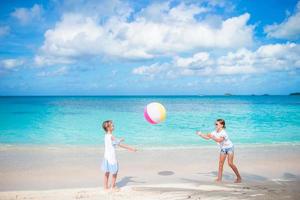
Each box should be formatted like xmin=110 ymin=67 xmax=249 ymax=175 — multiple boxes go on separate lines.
xmin=1 ymin=144 xmax=300 ymax=199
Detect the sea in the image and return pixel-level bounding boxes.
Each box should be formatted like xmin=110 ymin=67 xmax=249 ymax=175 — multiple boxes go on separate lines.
xmin=1 ymin=96 xmax=300 ymax=148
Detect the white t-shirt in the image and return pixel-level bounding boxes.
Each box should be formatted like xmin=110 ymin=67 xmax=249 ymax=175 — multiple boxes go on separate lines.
xmin=211 ymin=129 xmax=233 ymax=149
xmin=104 ymin=134 xmax=117 ymax=164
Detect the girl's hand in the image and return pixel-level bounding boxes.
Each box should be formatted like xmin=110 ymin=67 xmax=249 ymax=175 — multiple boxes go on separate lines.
xmin=207 ymin=133 xmax=212 ymax=138
xmin=196 ymin=130 xmax=202 ymax=136
xmin=196 ymin=132 xmax=211 ymax=140
xmin=119 ymin=138 xmax=125 ymax=143
xmin=130 ymin=147 xmax=137 ymax=152
xmin=118 ymin=143 xmax=137 ymax=152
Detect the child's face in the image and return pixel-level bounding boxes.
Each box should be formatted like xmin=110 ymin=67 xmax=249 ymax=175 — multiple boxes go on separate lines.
xmin=108 ymin=122 xmax=114 ymax=132
xmin=215 ymin=121 xmax=223 ymax=130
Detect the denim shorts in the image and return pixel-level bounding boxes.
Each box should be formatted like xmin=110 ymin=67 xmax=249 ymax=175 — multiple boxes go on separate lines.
xmin=220 ymin=146 xmax=234 ymax=155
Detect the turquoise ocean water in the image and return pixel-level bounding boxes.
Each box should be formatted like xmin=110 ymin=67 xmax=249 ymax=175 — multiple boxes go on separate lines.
xmin=0 ymin=96 xmax=300 ymax=147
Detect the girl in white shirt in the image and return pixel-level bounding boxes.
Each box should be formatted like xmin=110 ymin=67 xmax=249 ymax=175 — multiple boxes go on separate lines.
xmin=101 ymin=120 xmax=137 ymax=191
xmin=196 ymin=119 xmax=241 ymax=183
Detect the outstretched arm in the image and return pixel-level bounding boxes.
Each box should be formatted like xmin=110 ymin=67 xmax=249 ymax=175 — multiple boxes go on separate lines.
xmin=196 ymin=131 xmax=211 ymax=140
xmin=210 ymin=135 xmax=225 ymax=143
xmin=112 ymin=136 xmax=137 ymax=152
xmin=118 ymin=143 xmax=137 ymax=152
xmin=111 ymin=136 xmax=137 ymax=152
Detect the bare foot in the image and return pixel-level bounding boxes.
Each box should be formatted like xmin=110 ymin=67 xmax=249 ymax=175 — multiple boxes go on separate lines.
xmin=234 ymin=178 xmax=242 ymax=183
xmin=215 ymin=179 xmax=222 ymax=183
xmin=112 ymin=187 xmax=120 ymax=192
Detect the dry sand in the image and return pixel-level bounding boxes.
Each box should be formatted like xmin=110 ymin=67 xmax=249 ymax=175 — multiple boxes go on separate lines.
xmin=0 ymin=144 xmax=300 ymax=199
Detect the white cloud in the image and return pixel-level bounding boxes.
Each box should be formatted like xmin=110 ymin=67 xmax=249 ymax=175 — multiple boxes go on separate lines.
xmin=34 ymin=55 xmax=73 ymax=67
xmin=137 ymin=2 xmax=208 ymax=23
xmin=58 ymin=0 xmax=132 ymax=19
xmin=216 ymin=49 xmax=257 ymax=75
xmin=0 ymin=59 xmax=24 ymax=69
xmin=0 ymin=26 xmax=10 ymax=37
xmin=132 ymin=43 xmax=300 ymax=78
xmin=132 ymin=63 xmax=167 ymax=76
xmin=175 ymin=52 xmax=211 ymax=68
xmin=37 ymin=66 xmax=68 ymax=77
xmin=11 ymin=4 xmax=43 ymax=25
xmin=36 ymin=2 xmax=254 ymax=66
xmin=264 ymin=1 xmax=300 ymax=39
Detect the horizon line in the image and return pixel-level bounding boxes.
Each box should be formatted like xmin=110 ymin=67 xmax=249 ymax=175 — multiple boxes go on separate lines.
xmin=0 ymin=94 xmax=299 ymax=97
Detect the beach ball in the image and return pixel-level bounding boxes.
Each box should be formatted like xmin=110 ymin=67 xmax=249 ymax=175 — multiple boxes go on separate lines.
xmin=144 ymin=102 xmax=167 ymax=124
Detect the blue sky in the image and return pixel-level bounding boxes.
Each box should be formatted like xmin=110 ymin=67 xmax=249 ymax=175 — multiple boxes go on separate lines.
xmin=0 ymin=0 xmax=299 ymax=95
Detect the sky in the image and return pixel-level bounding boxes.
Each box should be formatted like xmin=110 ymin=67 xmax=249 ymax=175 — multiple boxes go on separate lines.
xmin=0 ymin=0 xmax=300 ymax=95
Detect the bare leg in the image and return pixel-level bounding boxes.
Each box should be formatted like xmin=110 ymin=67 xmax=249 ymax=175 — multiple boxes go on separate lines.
xmin=111 ymin=173 xmax=118 ymax=189
xmin=227 ymin=152 xmax=242 ymax=183
xmin=103 ymin=172 xmax=109 ymax=190
xmin=216 ymin=153 xmax=227 ymax=182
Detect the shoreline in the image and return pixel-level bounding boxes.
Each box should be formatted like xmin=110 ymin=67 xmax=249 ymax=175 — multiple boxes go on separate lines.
xmin=1 ymin=142 xmax=300 ymax=151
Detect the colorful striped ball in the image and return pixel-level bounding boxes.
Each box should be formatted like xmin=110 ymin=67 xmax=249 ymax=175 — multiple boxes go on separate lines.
xmin=144 ymin=102 xmax=167 ymax=124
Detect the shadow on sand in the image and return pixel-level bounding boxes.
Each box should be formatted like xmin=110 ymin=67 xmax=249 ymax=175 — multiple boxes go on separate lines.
xmin=196 ymin=171 xmax=268 ymax=181
xmin=117 ymin=176 xmax=146 ymax=187
xmin=158 ymin=171 xmax=175 ymax=176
